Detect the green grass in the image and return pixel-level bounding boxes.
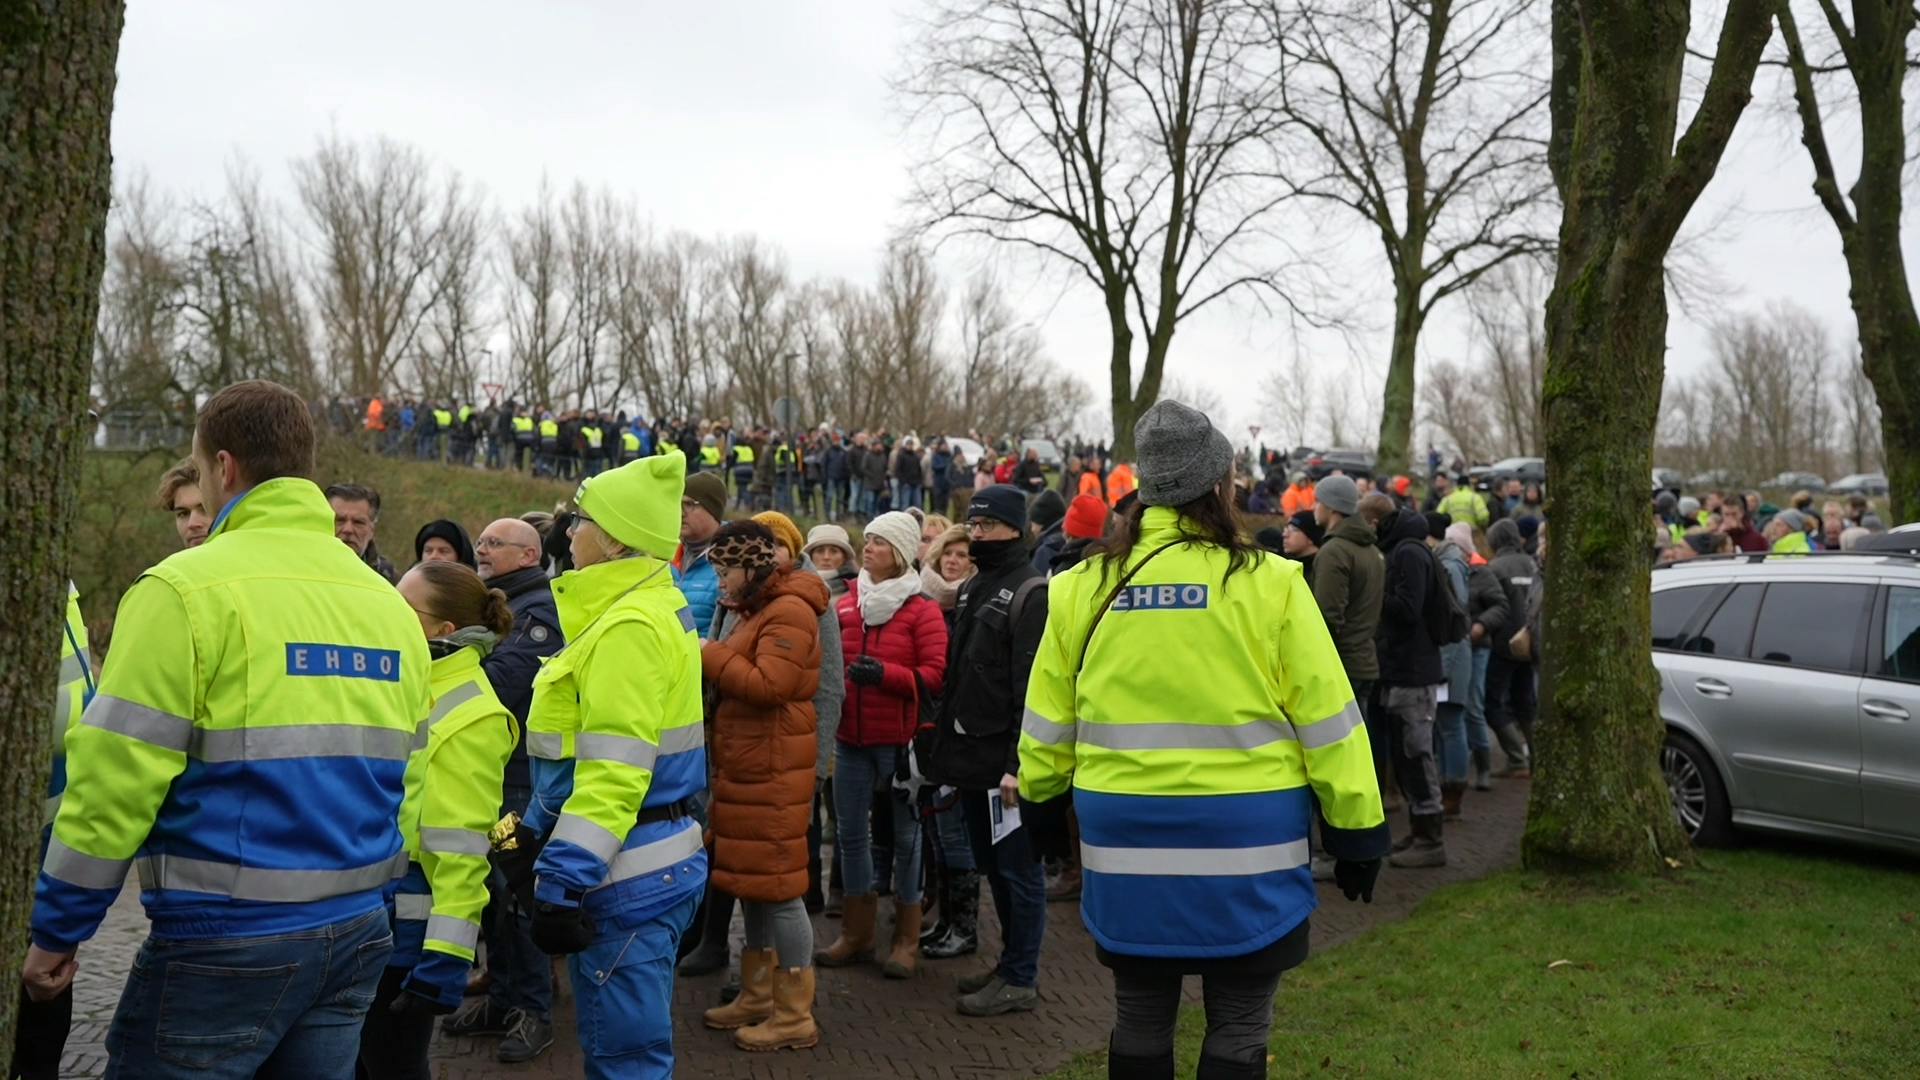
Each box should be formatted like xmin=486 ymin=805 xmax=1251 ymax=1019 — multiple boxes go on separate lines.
xmin=1048 ymin=847 xmax=1920 ymax=1079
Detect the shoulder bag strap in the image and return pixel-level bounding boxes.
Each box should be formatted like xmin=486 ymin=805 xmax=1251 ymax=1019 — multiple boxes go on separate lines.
xmin=1075 ymin=539 xmax=1184 ymax=676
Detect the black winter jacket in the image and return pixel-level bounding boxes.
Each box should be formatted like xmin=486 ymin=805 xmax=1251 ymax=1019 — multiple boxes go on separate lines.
xmin=480 ymin=565 xmax=565 ymax=791
xmin=1376 ymin=510 xmax=1443 ymax=687
xmin=926 ymin=544 xmax=1048 ymax=791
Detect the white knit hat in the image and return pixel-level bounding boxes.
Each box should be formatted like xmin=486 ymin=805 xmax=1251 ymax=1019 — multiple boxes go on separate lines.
xmin=863 ymin=512 xmax=923 ymax=571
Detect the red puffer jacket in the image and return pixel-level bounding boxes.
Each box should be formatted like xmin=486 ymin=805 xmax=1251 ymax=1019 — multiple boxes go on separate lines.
xmin=835 ymin=581 xmax=948 ymax=748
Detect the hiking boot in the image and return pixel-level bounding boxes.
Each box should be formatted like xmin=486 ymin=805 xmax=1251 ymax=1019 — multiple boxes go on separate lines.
xmin=1390 ymin=831 xmax=1418 ymax=854
xmin=1388 ymin=815 xmax=1449 ymax=869
xmin=957 ymin=976 xmax=1038 ymax=1017
xmin=1310 ymin=853 xmax=1337 ymax=882
xmin=815 ymin=894 xmax=876 ymax=967
xmin=442 ymin=998 xmax=513 ymax=1038
xmin=1471 ymin=748 xmax=1494 ymax=791
xmin=957 ymin=967 xmax=999 ymax=995
xmin=1046 ymin=863 xmax=1081 ymax=903
xmin=703 ymin=949 xmax=774 ymax=1031
xmin=924 ymin=871 xmax=979 ymax=960
xmin=882 ymin=899 xmax=922 ymax=979
xmin=1494 ymin=725 xmax=1532 ymax=777
xmin=496 ymin=1009 xmax=554 ymax=1064
xmin=1441 ymin=782 xmax=1466 ymax=820
xmin=735 ymin=965 xmax=820 ymax=1052
xmin=919 ymin=871 xmax=951 ymax=947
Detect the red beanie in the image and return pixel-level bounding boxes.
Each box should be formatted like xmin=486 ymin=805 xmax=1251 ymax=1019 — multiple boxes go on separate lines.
xmin=1065 ymin=494 xmax=1110 ymax=540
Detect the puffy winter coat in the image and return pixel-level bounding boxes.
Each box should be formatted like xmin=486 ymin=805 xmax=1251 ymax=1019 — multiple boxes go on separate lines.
xmin=676 ymin=543 xmax=722 ymax=641
xmin=835 ymin=581 xmax=948 ymax=748
xmin=701 ymin=568 xmax=828 ymax=903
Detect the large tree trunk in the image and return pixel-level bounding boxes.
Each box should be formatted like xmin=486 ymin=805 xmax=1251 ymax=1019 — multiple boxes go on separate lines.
xmin=1107 ymin=292 xmax=1140 ymax=460
xmin=0 ymin=0 xmax=127 ymax=1051
xmin=1524 ymin=0 xmax=1770 ymax=874
xmin=1375 ymin=282 xmax=1424 ymax=475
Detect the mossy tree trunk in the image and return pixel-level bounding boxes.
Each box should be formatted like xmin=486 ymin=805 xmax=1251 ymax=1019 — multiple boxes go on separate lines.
xmin=1524 ymin=0 xmax=1772 ymax=874
xmin=0 ymin=0 xmax=127 ymax=1048
xmin=1779 ymin=0 xmax=1920 ymax=522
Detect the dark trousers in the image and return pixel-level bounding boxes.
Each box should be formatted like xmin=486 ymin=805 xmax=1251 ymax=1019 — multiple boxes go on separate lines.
xmin=962 ymin=791 xmax=1047 ymax=988
xmin=355 ymin=967 xmax=433 ymax=1080
xmin=1484 ymin=653 xmax=1538 ymax=742
xmin=806 ymin=785 xmax=826 ymax=906
xmin=485 ymin=783 xmax=552 ymax=1018
xmin=11 ymin=984 xmax=71 ymax=1080
xmin=1110 ymin=969 xmax=1281 ymax=1068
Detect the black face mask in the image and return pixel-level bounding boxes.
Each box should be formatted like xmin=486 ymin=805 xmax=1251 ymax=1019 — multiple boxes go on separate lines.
xmin=969 ymin=537 xmax=1025 ymax=571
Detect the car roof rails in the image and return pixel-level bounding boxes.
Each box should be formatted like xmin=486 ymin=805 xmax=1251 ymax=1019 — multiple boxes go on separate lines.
xmin=1657 ymin=549 xmax=1920 ymax=569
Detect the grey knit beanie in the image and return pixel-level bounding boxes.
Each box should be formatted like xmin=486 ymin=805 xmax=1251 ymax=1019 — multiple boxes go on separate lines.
xmin=1315 ymin=475 xmax=1360 ymax=517
xmin=1134 ymin=400 xmax=1234 ymax=508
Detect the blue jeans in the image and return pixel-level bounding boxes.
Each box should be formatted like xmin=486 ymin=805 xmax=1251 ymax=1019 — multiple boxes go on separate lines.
xmin=932 ymin=796 xmax=976 ymax=873
xmin=1466 ymin=647 xmax=1492 ymax=754
xmin=105 ymin=906 xmax=391 ymax=1080
xmin=898 ymin=483 xmax=923 ymax=513
xmin=963 ymin=791 xmax=1047 ymax=988
xmin=487 ymin=784 xmax=553 ymax=1018
xmin=833 ymin=744 xmax=923 ymax=903
xmin=569 ymin=890 xmax=699 ymax=1080
xmin=1437 ymin=702 xmax=1469 ymax=783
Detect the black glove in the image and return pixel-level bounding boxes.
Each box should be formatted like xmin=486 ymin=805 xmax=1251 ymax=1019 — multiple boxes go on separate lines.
xmin=1022 ymin=794 xmax=1073 ymax=864
xmin=847 ymin=656 xmax=885 ymax=687
xmin=1334 ymin=858 xmax=1382 ymax=904
xmin=531 ymin=901 xmax=596 ymax=955
xmin=388 ymin=984 xmax=456 ymax=1019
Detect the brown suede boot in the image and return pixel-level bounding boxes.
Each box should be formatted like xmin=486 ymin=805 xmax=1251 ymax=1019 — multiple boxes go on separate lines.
xmin=814 ymin=894 xmax=876 ymax=968
xmin=1441 ymin=782 xmax=1466 ymax=820
xmin=735 ymin=965 xmax=820 ymax=1052
xmin=882 ymin=899 xmax=922 ymax=979
xmin=703 ymin=949 xmax=775 ymax=1030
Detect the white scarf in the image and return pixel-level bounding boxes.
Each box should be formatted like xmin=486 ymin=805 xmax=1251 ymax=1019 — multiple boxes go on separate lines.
xmin=858 ymin=568 xmax=923 ymax=626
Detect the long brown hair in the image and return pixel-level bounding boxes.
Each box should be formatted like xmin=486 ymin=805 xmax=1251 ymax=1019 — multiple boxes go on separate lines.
xmin=1089 ymin=478 xmax=1262 ymax=592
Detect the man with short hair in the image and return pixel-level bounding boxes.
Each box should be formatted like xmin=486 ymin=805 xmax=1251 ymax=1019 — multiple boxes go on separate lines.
xmin=327 ymin=482 xmax=399 ymax=584
xmin=155 ymin=458 xmax=210 ymax=549
xmin=677 ymin=472 xmax=728 ymax=639
xmin=1437 ymin=473 xmax=1489 ymax=528
xmin=1310 ymin=476 xmax=1385 ymax=878
xmin=445 ymin=519 xmax=564 ymax=1062
xmin=25 ymin=381 xmax=431 ymax=1078
xmin=930 ymin=486 xmax=1049 ymax=1017
xmin=1717 ymin=498 xmax=1768 ymax=553
xmin=1376 ymin=500 xmax=1449 ymax=869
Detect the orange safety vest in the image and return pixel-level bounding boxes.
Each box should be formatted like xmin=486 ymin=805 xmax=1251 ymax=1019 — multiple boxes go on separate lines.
xmin=1282 ymin=483 xmax=1317 ymax=517
xmin=1106 ymin=464 xmax=1137 ymax=507
xmin=364 ymin=398 xmax=386 ymax=432
xmin=1078 ymin=471 xmax=1104 ymax=500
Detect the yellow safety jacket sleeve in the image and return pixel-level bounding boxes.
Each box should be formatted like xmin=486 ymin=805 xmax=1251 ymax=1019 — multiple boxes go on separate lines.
xmin=417 ymin=712 xmax=517 ymax=962
xmin=549 ymin=620 xmax=668 ymax=891
xmin=1017 ymin=571 xmax=1082 ymax=804
xmin=1273 ymin=570 xmax=1385 ymax=839
xmin=36 ymin=578 xmax=194 ymax=948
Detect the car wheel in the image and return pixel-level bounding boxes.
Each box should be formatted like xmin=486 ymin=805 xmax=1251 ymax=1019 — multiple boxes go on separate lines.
xmin=1662 ymin=731 xmax=1733 ymax=847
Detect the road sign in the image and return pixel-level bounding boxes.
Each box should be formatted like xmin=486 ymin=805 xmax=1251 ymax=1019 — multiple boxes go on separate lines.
xmin=774 ymin=397 xmax=799 ymax=430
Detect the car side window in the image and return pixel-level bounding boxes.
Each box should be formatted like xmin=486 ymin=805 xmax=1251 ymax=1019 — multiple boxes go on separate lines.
xmin=1747 ymin=582 xmax=1870 ymax=673
xmin=1685 ymin=584 xmax=1763 ymax=658
xmin=1879 ymin=587 xmax=1920 ymax=683
xmin=1652 ymin=585 xmax=1717 ymax=651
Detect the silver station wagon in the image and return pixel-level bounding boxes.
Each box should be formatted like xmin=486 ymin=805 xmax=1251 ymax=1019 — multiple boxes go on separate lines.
xmin=1653 ymin=551 xmax=1920 ymax=855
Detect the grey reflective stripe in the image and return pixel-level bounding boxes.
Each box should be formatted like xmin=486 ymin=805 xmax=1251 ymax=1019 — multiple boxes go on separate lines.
xmin=42 ymin=795 xmax=62 ymax=828
xmin=83 ymin=695 xmax=194 ymax=753
xmin=426 ymin=914 xmax=481 ymax=952
xmin=429 ymin=682 xmax=483 ymax=726
xmin=1076 ymin=718 xmax=1293 ymax=753
xmin=577 ymin=732 xmax=659 ymax=770
xmin=599 ymin=823 xmax=704 ymax=888
xmin=43 ymin=838 xmax=132 ymax=890
xmin=393 ymin=892 xmax=433 ymax=920
xmin=137 ymin=853 xmax=405 ymax=902
xmin=418 ymin=827 xmax=491 ymax=857
xmin=1021 ymin=707 xmax=1075 ymax=745
xmin=676 ymin=606 xmax=697 ymax=633
xmin=659 ymin=724 xmax=704 ymax=755
xmin=1080 ymin=839 xmax=1310 ymax=877
xmin=527 ymin=732 xmax=565 ymax=760
xmin=50 ymin=685 xmax=71 ymax=756
xmin=551 ymin=814 xmax=624 ymax=862
xmin=59 ymin=654 xmax=88 ymax=683
xmin=191 ymin=725 xmax=414 ymax=763
xmin=1294 ymin=701 xmax=1366 ymax=752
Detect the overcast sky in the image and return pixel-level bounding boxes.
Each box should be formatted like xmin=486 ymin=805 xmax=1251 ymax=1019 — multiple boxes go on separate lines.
xmin=109 ymin=0 xmax=1910 ymax=445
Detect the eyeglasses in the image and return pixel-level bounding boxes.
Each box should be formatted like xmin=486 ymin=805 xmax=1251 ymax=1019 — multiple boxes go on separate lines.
xmin=965 ymin=519 xmax=1005 ymax=535
xmin=475 ymin=536 xmax=532 ymax=551
xmin=568 ymin=512 xmax=594 ymax=535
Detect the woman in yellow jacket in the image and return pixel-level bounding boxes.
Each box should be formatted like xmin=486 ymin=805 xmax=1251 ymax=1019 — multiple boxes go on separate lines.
xmin=360 ymin=561 xmax=517 ymax=1080
xmin=1020 ymin=401 xmax=1390 ymax=1080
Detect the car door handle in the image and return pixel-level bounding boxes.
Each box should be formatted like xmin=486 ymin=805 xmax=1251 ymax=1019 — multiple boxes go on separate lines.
xmin=1862 ymin=700 xmax=1911 ymax=722
xmin=1694 ymin=678 xmax=1733 ymax=699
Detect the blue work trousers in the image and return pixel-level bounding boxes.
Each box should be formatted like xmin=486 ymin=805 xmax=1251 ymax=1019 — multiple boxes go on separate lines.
xmin=570 ymin=890 xmax=699 ymax=1080
xmin=104 ymin=906 xmax=391 ymax=1080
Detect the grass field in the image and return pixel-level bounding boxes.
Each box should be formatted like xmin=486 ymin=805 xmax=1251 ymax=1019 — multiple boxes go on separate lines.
xmin=1048 ymin=845 xmax=1920 ymax=1079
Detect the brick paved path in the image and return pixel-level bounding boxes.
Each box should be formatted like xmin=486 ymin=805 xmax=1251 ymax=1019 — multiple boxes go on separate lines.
xmin=63 ymin=779 xmax=1526 ymax=1079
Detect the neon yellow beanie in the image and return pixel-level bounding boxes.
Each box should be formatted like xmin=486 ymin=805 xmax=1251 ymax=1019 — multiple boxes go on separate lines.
xmin=575 ymin=453 xmax=685 ymax=559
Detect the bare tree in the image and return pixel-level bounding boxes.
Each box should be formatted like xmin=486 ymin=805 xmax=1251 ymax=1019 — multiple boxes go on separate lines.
xmin=1841 ymin=345 xmax=1884 ymax=475
xmin=711 ymin=236 xmax=795 ymax=427
xmin=295 ymin=133 xmax=463 ymax=398
xmin=877 ymin=243 xmax=947 ymax=432
xmin=1469 ymin=259 xmax=1548 ymax=457
xmin=1270 ymin=0 xmax=1553 ymax=476
xmin=415 ymin=177 xmax=489 ymax=403
xmin=1 ymin=1 xmax=126 ymax=1050
xmin=1528 ymin=0 xmax=1774 ymax=875
xmin=1704 ymin=303 xmax=1834 ymax=481
xmin=901 ymin=0 xmax=1302 ymax=459
xmin=1259 ymin=358 xmax=1316 ymax=453
xmin=502 ymin=180 xmax=569 ymax=408
xmin=1418 ymin=359 xmax=1492 ymax=465
xmin=94 ymin=174 xmax=184 ymax=413
xmin=561 ymin=183 xmax=617 ymax=406
xmin=1777 ymin=0 xmax=1920 ymax=518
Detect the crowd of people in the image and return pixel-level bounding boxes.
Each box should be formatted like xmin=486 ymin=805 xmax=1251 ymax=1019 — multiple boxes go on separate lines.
xmin=29 ymin=379 xmax=1905 ymax=1080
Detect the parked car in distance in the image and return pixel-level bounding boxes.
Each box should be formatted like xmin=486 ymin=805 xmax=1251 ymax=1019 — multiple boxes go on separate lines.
xmin=1487 ymin=456 xmax=1546 ymax=483
xmin=1690 ymin=468 xmax=1738 ymax=488
xmin=1651 ymin=550 xmax=1920 ymax=856
xmin=1830 ymin=472 xmax=1890 ymax=496
xmin=935 ymin=436 xmax=989 ymax=469
xmin=1019 ymin=437 xmax=1064 ymax=470
xmin=1654 ymin=467 xmax=1685 ymax=493
xmin=1303 ymin=447 xmax=1376 ymax=481
xmin=1762 ymin=470 xmax=1827 ymax=492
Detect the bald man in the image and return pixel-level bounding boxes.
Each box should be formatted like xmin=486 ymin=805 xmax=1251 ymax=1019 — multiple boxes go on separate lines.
xmin=457 ymin=518 xmax=566 ymax=1056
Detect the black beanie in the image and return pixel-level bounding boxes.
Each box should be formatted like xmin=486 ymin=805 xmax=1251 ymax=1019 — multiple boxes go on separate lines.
xmin=1029 ymin=488 xmax=1067 ymax=530
xmin=1423 ymin=511 xmax=1452 ymax=541
xmin=969 ymin=484 xmax=1029 ymax=531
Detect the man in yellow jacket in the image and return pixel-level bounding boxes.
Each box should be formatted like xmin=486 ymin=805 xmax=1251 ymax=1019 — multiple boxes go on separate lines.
xmin=25 ymin=381 xmax=431 ymax=1080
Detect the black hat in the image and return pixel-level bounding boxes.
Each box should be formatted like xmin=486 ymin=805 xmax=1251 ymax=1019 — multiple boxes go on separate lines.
xmin=1423 ymin=511 xmax=1452 ymax=541
xmin=1289 ymin=510 xmax=1326 ymax=547
xmin=1254 ymin=526 xmax=1288 ymax=554
xmin=969 ymin=484 xmax=1028 ymax=531
xmin=1029 ymin=488 xmax=1067 ymax=530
